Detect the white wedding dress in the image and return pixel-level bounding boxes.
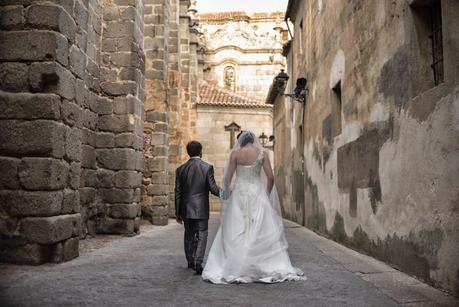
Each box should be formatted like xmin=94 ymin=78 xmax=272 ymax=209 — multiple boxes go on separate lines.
xmin=202 ymin=138 xmax=305 ymax=284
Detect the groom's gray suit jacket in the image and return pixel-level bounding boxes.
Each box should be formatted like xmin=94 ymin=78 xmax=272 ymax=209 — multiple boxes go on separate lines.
xmin=175 ymin=157 xmax=220 ymax=219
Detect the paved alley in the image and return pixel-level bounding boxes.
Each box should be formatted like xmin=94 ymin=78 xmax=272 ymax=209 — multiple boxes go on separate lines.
xmin=1 ymin=215 xmax=457 ymax=307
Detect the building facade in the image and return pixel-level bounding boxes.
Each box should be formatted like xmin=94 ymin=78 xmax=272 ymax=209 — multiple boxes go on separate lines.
xmin=199 ymin=11 xmax=287 ymax=99
xmin=267 ymin=0 xmax=459 ymax=296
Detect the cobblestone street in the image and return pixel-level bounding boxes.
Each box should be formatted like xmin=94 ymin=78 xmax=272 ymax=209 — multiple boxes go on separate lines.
xmin=1 ymin=214 xmax=457 ymax=307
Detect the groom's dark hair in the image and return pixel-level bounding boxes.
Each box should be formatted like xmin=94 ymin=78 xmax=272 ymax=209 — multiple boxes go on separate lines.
xmin=186 ymin=141 xmax=202 ymax=157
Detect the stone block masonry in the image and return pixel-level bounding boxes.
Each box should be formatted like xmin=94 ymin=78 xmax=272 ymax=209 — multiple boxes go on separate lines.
xmin=96 ymin=0 xmax=144 ymax=235
xmin=141 ymin=0 xmax=171 ymax=226
xmin=0 ymin=0 xmax=203 ymax=264
xmin=166 ymin=0 xmax=183 ymax=218
xmin=0 ymin=0 xmax=87 ymax=264
xmin=140 ymin=0 xmax=200 ymax=225
xmin=0 ymin=0 xmax=144 ymax=264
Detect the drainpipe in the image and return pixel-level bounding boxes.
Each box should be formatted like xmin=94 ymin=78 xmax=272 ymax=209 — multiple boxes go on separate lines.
xmin=285 ymin=18 xmax=294 ymax=40
xmin=301 ymin=87 xmax=307 ymax=227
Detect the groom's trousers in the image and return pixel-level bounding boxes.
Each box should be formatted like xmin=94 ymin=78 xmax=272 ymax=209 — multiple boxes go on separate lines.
xmin=183 ymin=218 xmax=208 ymax=265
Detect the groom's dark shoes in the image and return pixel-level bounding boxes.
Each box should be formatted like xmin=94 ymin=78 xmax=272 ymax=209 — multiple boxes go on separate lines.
xmin=195 ymin=263 xmax=203 ymax=275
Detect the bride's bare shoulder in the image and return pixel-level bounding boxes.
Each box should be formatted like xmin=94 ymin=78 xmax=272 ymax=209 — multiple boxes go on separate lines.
xmin=230 ymin=149 xmax=239 ymax=160
xmin=262 ymin=149 xmax=270 ymax=159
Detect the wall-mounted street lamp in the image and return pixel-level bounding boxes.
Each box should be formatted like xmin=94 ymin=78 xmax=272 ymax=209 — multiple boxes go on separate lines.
xmin=269 ymin=70 xmax=308 ymax=105
xmin=259 ymin=132 xmax=275 ymax=149
xmin=259 ymin=132 xmax=268 ymax=147
xmin=273 ymin=69 xmax=289 ymax=93
xmin=284 ymin=77 xmax=308 ymax=105
xmin=266 ymin=70 xmax=309 ymax=107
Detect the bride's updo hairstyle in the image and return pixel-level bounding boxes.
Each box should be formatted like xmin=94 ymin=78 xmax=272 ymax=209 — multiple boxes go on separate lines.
xmin=237 ymin=131 xmax=255 ymax=147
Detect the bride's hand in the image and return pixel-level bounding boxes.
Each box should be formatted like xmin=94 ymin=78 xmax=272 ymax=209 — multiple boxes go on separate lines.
xmin=220 ymin=189 xmax=231 ymax=200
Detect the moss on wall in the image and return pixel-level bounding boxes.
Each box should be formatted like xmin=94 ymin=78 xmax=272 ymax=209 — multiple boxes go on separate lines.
xmin=327 ymin=210 xmax=444 ymax=285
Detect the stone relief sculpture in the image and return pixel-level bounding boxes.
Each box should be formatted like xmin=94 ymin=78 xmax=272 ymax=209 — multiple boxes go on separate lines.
xmin=224 ymin=66 xmax=236 ymax=91
xmin=205 ymin=24 xmax=278 ymax=50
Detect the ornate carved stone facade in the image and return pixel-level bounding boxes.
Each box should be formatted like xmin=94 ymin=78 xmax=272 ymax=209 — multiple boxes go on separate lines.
xmin=198 ymin=11 xmax=288 ymax=99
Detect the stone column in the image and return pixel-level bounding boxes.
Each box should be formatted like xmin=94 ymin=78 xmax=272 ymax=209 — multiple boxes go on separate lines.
xmin=0 ymin=0 xmax=85 ymax=263
xmin=78 ymin=0 xmax=104 ymax=237
xmin=95 ymin=0 xmax=145 ymax=234
xmin=179 ymin=0 xmax=192 ymax=160
xmin=189 ymin=22 xmax=199 ymax=140
xmin=167 ymin=0 xmax=183 ymax=218
xmin=142 ymin=0 xmax=171 ymax=225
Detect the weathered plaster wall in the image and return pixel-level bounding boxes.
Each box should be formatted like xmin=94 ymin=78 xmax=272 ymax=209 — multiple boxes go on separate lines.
xmin=274 ymin=0 xmax=459 ymax=296
xmin=196 ymin=105 xmax=273 ymax=211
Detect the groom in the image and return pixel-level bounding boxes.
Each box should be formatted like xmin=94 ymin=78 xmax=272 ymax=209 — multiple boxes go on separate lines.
xmin=175 ymin=141 xmax=221 ymax=274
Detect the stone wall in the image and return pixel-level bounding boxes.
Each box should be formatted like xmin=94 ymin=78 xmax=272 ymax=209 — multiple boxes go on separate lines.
xmin=96 ymin=0 xmax=144 ymax=235
xmin=166 ymin=0 xmax=181 ymax=218
xmin=141 ymin=0 xmax=171 ymax=226
xmin=271 ymin=0 xmax=459 ymax=296
xmin=0 ymin=0 xmax=102 ymax=263
xmin=138 ymin=0 xmax=201 ymax=222
xmin=0 ymin=0 xmax=201 ymax=264
xmin=0 ymin=1 xmax=283 ymax=265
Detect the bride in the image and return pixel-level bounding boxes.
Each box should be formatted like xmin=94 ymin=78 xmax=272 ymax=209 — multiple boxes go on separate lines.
xmin=202 ymin=131 xmax=306 ymax=284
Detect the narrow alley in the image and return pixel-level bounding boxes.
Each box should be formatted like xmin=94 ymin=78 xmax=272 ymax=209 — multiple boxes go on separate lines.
xmin=1 ymin=215 xmax=457 ymax=307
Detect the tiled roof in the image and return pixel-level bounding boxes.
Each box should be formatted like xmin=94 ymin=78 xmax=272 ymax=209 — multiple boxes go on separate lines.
xmin=198 ymin=81 xmax=271 ymax=108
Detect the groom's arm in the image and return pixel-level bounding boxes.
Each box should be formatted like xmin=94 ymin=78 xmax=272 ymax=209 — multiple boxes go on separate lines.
xmin=174 ymin=168 xmax=182 ymax=221
xmin=207 ymin=165 xmax=221 ymax=197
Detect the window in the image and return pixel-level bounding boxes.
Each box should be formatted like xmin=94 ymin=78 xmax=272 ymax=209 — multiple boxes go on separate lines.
xmin=430 ymin=1 xmax=443 ymax=85
xmin=298 ymin=19 xmax=304 ymax=55
xmin=331 ymin=81 xmax=342 ymax=137
xmin=411 ymin=0 xmax=444 ymax=88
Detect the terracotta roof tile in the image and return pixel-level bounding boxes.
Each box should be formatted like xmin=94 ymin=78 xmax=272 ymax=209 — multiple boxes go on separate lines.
xmin=198 ymin=80 xmax=270 ymax=108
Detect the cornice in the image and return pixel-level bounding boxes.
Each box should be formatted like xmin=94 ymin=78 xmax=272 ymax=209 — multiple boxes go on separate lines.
xmin=204 ymin=45 xmax=284 ymax=55
xmin=204 ymin=60 xmax=286 ymax=67
xmin=198 ymin=11 xmax=285 ymax=23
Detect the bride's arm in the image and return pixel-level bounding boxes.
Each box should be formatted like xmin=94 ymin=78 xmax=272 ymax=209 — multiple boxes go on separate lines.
xmin=221 ymin=151 xmax=237 ymax=200
xmin=262 ymin=151 xmax=274 ymax=194
xmin=223 ymin=151 xmax=237 ymax=189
